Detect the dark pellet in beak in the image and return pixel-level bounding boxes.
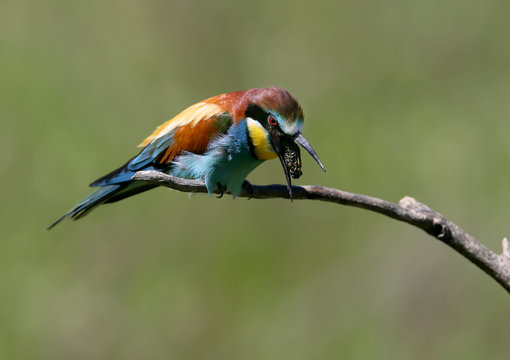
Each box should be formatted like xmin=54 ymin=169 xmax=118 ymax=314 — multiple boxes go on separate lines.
xmin=272 ymin=132 xmax=323 ymax=201
xmin=283 ymin=142 xmax=302 ymax=179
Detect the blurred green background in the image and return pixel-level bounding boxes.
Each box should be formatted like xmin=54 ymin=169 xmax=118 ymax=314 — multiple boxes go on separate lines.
xmin=1 ymin=0 xmax=509 ymax=359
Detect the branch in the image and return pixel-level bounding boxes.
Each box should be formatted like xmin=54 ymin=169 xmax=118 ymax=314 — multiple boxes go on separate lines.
xmin=132 ymin=170 xmax=510 ymax=293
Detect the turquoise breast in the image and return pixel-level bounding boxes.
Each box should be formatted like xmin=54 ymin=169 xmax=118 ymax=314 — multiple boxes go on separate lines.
xmin=169 ymin=119 xmax=264 ymax=196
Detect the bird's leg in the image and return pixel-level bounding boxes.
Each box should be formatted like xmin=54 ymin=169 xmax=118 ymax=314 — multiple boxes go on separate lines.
xmin=216 ymin=183 xmax=226 ymax=198
xmin=241 ymin=180 xmax=254 ymax=199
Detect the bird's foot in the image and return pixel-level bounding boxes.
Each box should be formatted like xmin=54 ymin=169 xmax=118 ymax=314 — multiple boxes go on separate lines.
xmin=242 ymin=180 xmax=254 ymax=199
xmin=216 ymin=183 xmax=227 ymax=198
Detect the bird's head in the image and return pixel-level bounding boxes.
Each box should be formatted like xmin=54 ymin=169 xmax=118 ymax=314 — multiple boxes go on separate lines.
xmin=244 ymin=87 xmax=325 ymax=199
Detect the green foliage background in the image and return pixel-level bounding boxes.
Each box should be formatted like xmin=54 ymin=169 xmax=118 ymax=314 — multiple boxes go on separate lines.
xmin=1 ymin=0 xmax=509 ymax=358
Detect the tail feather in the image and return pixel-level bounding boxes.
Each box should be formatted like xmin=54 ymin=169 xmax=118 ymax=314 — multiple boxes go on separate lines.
xmin=89 ymin=159 xmax=134 ymax=187
xmin=47 ymin=184 xmax=122 ymax=230
xmin=90 ymin=162 xmax=160 ymax=188
xmin=48 ymin=146 xmax=166 ymax=230
xmin=104 ymin=183 xmax=157 ymax=203
xmin=47 ymin=180 xmax=160 ymax=230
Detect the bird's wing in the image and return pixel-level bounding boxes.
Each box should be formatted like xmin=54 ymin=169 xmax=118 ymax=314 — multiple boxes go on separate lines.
xmin=90 ymin=99 xmax=233 ymax=187
xmin=130 ymin=101 xmax=233 ymax=168
xmin=138 ymin=101 xmax=224 ymax=147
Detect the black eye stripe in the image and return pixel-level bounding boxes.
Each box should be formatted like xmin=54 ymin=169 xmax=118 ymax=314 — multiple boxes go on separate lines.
xmin=245 ymin=103 xmax=283 ymax=134
xmin=245 ymin=103 xmax=269 ymax=123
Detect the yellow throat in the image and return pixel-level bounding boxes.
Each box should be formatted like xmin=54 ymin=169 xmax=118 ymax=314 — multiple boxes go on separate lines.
xmin=246 ymin=118 xmax=277 ymax=160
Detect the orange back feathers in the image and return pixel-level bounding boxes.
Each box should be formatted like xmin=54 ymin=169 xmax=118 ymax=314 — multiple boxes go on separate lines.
xmin=137 ymin=87 xmax=303 ymax=164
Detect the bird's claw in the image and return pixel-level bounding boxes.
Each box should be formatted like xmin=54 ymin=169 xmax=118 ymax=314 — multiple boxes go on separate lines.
xmin=242 ymin=180 xmax=254 ymax=199
xmin=216 ymin=183 xmax=226 ymax=198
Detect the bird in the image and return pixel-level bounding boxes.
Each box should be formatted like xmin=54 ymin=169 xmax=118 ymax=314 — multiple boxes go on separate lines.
xmin=47 ymin=87 xmax=325 ymax=229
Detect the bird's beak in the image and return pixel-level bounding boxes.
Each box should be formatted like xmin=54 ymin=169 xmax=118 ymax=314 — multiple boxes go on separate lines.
xmin=294 ymin=133 xmax=326 ymax=172
xmin=270 ymin=134 xmax=301 ymax=201
xmin=271 ymin=132 xmax=325 ymax=201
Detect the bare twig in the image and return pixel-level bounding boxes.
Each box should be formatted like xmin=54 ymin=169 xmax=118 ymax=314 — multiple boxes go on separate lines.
xmin=132 ymin=170 xmax=510 ymax=293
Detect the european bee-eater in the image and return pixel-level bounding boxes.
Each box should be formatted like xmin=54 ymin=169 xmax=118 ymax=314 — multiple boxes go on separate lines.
xmin=48 ymin=87 xmax=325 ymax=229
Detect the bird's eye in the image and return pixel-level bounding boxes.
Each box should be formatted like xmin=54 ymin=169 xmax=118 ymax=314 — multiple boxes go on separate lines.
xmin=268 ymin=116 xmax=277 ymax=126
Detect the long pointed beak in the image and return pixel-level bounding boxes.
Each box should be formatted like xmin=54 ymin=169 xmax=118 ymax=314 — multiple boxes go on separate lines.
xmin=276 ymin=150 xmax=294 ymax=201
xmin=294 ymin=133 xmax=326 ymax=172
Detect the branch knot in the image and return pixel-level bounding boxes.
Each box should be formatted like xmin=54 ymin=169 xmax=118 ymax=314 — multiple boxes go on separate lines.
xmin=503 ymin=238 xmax=510 ymax=260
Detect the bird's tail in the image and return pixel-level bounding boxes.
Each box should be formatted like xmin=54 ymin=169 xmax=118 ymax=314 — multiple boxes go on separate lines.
xmin=46 ymin=182 xmax=155 ymax=230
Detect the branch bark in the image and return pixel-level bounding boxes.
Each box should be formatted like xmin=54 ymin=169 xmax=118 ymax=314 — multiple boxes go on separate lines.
xmin=132 ymin=170 xmax=510 ymax=293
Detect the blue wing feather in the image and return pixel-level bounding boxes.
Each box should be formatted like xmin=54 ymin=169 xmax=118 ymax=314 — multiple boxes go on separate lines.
xmin=89 ymin=131 xmax=176 ymax=187
xmin=129 ymin=131 xmax=176 ymax=169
